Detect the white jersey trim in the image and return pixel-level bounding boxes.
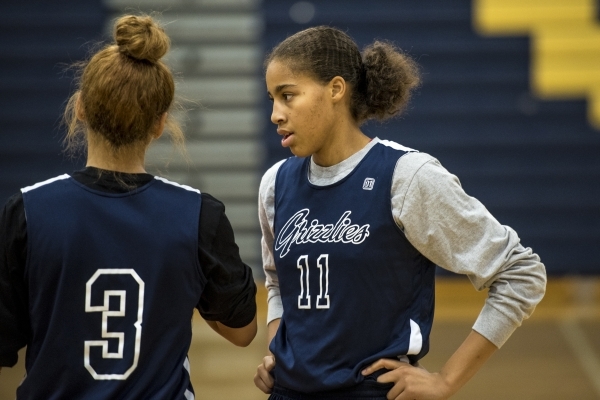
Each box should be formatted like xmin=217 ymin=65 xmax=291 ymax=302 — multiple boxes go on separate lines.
xmin=183 ymin=357 xmax=195 ymax=400
xmin=407 ymin=319 xmax=423 ymax=355
xmin=154 ymin=177 xmax=200 ymax=194
xmin=378 ymin=139 xmax=417 ymax=153
xmin=21 ymin=174 xmax=70 ymax=193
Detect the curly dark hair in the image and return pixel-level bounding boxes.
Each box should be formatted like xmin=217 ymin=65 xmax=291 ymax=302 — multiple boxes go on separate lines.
xmin=264 ymin=26 xmax=421 ymax=124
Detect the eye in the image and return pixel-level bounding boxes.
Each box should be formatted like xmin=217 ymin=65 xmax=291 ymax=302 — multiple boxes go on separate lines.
xmin=283 ymin=93 xmax=293 ymax=101
xmin=267 ymin=95 xmax=274 ymax=102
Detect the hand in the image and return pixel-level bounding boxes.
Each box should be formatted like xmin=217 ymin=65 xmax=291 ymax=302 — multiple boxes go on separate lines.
xmin=362 ymin=359 xmax=452 ymax=400
xmin=254 ymin=355 xmax=276 ymax=394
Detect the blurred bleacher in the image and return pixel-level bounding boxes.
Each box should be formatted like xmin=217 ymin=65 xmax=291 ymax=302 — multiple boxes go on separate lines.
xmin=0 ymin=0 xmax=106 ymax=203
xmin=0 ymin=0 xmax=266 ymax=273
xmin=0 ymin=0 xmax=599 ymax=276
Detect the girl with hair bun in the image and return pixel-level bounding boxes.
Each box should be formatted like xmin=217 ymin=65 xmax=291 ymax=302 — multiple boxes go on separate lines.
xmin=0 ymin=14 xmax=257 ymax=399
xmin=254 ymin=26 xmax=546 ymax=399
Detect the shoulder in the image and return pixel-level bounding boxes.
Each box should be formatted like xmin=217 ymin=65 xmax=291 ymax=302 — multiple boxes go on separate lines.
xmin=2 ymin=191 xmax=25 ymax=221
xmin=394 ymin=151 xmax=441 ymax=184
xmin=259 ymin=159 xmax=287 ymax=198
xmin=260 ymin=159 xmax=288 ymax=184
xmin=198 ymin=192 xmax=227 ymax=248
xmin=376 ymin=139 xmax=417 ymax=153
xmin=369 ymin=138 xmax=440 ymax=183
xmin=390 ymin=150 xmax=454 ymax=215
xmin=20 ymin=174 xmax=71 ymax=194
xmin=1 ymin=192 xmax=27 ymax=257
xmin=153 ymin=176 xmax=201 ymax=194
xmin=201 ymin=192 xmax=225 ymax=214
xmin=372 ymin=138 xmax=428 ymax=170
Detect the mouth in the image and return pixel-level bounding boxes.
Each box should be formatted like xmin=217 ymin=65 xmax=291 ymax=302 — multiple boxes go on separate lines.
xmin=278 ymin=129 xmax=294 ymax=147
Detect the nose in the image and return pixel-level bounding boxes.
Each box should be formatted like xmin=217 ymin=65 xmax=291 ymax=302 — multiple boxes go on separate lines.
xmin=271 ymin=101 xmax=285 ymax=125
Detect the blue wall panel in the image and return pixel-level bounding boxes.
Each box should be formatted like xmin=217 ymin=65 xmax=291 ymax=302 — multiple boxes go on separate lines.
xmin=0 ymin=1 xmax=107 ymax=203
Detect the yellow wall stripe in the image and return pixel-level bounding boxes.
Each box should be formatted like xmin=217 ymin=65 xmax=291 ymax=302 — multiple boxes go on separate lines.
xmin=473 ymin=0 xmax=600 ymax=128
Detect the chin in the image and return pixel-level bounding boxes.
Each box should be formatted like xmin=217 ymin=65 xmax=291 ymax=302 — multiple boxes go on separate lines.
xmin=289 ymin=147 xmax=311 ymax=158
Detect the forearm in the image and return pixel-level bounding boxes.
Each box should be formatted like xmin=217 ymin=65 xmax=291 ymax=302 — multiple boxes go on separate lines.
xmin=438 ymin=330 xmax=497 ymax=397
xmin=206 ymin=314 xmax=258 ymax=347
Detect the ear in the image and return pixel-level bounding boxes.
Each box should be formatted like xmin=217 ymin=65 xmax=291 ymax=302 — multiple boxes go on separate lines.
xmin=75 ymin=93 xmax=86 ymax=122
xmin=329 ymin=76 xmax=347 ymax=103
xmin=153 ymin=112 xmax=168 ymax=140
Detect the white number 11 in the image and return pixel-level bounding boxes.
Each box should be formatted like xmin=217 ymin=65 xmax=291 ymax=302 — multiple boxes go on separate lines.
xmin=297 ymin=254 xmax=330 ymax=309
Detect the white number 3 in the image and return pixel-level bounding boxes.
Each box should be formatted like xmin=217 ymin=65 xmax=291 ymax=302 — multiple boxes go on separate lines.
xmin=84 ymin=269 xmax=145 ymax=380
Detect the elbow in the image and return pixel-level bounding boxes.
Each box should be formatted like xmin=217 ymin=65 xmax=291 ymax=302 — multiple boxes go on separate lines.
xmin=219 ymin=314 xmax=258 ymax=347
xmin=232 ymin=330 xmax=257 ymax=347
xmin=228 ymin=314 xmax=258 ymax=347
xmin=535 ymin=261 xmax=548 ymax=301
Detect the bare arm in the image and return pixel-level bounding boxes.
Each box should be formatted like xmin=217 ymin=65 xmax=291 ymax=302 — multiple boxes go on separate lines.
xmin=362 ymin=330 xmax=497 ymax=399
xmin=205 ymin=314 xmax=258 ymax=347
xmin=437 ymin=331 xmax=497 ymax=394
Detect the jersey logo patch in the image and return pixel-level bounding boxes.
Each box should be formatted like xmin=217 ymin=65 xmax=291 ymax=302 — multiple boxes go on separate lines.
xmin=362 ymin=178 xmax=375 ymax=190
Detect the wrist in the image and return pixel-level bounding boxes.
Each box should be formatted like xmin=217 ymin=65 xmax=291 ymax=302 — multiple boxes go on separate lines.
xmin=436 ymin=371 xmax=459 ymax=399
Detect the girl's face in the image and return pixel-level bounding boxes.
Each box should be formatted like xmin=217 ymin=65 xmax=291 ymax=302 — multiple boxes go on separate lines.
xmin=266 ymin=60 xmax=338 ymax=159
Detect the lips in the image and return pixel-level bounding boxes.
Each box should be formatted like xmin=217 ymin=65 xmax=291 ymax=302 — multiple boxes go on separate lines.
xmin=277 ymin=128 xmax=294 ymax=148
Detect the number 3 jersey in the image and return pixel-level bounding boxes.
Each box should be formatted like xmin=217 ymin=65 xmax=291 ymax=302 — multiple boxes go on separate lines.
xmin=271 ymin=142 xmax=436 ymax=393
xmin=18 ymin=174 xmax=204 ymax=399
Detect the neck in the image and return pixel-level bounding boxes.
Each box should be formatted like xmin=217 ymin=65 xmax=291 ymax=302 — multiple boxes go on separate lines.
xmin=86 ymin=134 xmax=148 ymax=173
xmin=312 ymin=125 xmax=371 ymax=167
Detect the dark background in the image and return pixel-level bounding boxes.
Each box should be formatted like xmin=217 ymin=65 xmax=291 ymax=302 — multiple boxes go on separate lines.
xmin=2 ymin=0 xmax=599 ymax=275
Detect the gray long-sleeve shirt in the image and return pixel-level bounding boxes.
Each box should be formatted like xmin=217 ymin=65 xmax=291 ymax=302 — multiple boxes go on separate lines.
xmin=259 ymin=137 xmax=546 ymax=348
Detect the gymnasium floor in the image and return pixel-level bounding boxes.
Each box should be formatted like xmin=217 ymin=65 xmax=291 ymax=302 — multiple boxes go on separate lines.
xmin=1 ymin=277 xmax=598 ymax=399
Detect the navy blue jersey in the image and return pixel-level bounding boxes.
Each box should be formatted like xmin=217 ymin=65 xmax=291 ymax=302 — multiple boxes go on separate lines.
xmin=18 ymin=174 xmax=203 ymax=399
xmin=271 ymin=142 xmax=436 ymax=393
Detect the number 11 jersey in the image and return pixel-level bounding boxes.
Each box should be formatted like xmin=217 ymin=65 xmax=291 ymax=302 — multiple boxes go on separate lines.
xmin=271 ymin=141 xmax=436 ymax=393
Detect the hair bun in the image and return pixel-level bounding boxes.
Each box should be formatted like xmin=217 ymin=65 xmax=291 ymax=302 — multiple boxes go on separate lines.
xmin=361 ymin=41 xmax=420 ymax=120
xmin=114 ymin=15 xmax=170 ymax=63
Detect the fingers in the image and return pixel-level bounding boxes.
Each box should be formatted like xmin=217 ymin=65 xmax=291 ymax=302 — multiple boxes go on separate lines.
xmin=376 ymin=363 xmax=413 ymax=384
xmin=379 ymin=367 xmax=413 ymax=400
xmin=264 ymin=355 xmax=276 ymax=371
xmin=412 ymin=361 xmax=428 ymax=371
xmin=361 ymin=358 xmax=408 ymax=376
xmin=253 ymin=371 xmax=273 ymax=394
xmin=253 ymin=355 xmax=276 ymax=394
xmin=361 ymin=359 xmax=424 ymax=400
